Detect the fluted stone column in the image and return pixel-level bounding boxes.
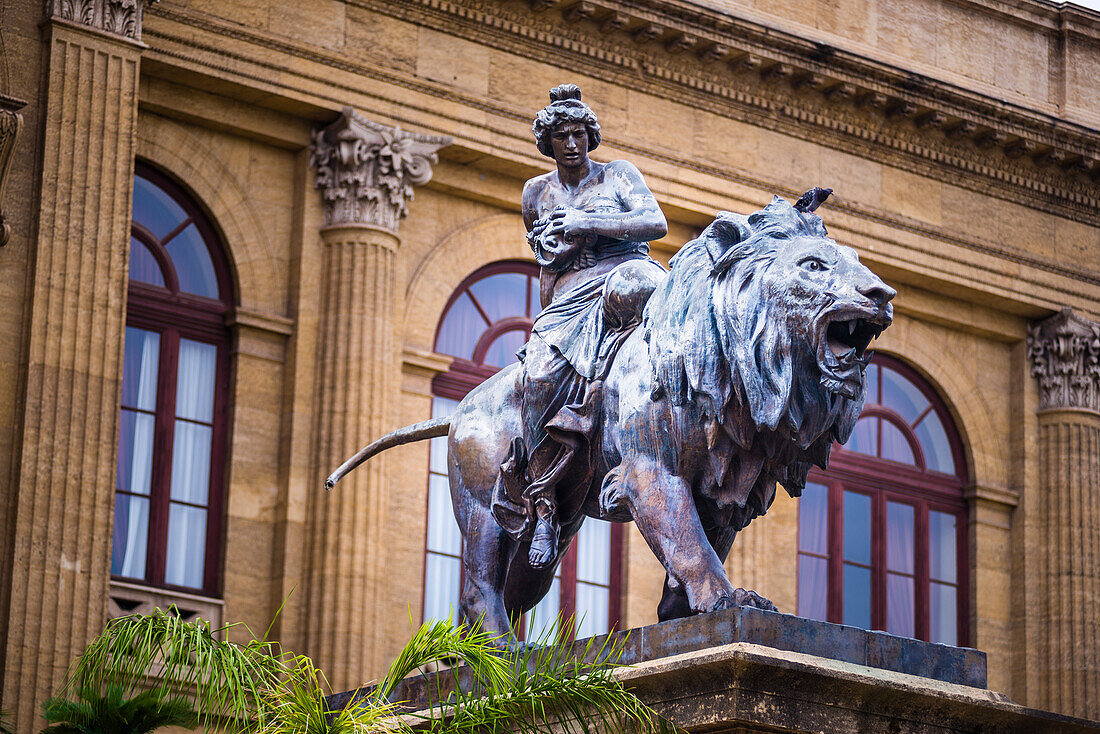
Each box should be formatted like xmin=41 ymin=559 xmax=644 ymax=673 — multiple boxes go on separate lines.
xmin=304 ymin=108 xmax=448 ymax=688
xmin=3 ymin=1 xmax=152 ymax=727
xmin=1026 ymin=308 xmax=1100 ymax=719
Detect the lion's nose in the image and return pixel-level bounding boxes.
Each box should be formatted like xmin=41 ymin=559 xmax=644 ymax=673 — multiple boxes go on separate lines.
xmin=858 ymin=277 xmax=896 ymax=308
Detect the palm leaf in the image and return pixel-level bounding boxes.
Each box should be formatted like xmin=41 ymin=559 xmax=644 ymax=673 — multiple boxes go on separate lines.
xmin=54 ymin=608 xmax=284 ymax=732
xmin=380 ymin=618 xmax=674 ymax=734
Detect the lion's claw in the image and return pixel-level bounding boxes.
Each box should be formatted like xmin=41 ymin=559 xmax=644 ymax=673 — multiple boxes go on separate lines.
xmin=731 ymin=587 xmax=779 ymax=612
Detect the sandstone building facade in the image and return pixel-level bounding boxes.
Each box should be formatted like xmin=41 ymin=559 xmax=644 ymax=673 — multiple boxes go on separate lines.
xmin=1 ymin=0 xmax=1098 ymax=729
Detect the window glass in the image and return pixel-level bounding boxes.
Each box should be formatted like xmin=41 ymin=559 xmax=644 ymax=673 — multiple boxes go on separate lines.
xmin=929 ymin=511 xmax=957 ymax=583
xmin=798 ymin=482 xmax=828 ymax=555
xmin=166 ymin=224 xmax=219 ymax=299
xmin=881 ymin=365 xmax=929 ymax=423
xmin=886 ymin=574 xmax=915 ymax=637
xmin=843 ymin=565 xmax=871 ymax=628
xmin=847 ymin=416 xmax=877 ymax=456
xmin=165 ymin=504 xmax=207 ymax=588
xmin=121 ymin=328 xmax=160 ymax=411
xmin=470 ymin=272 xmax=529 ymax=322
xmin=930 ymin=583 xmax=957 ymax=645
xmin=436 ymin=293 xmax=485 ymax=360
xmin=133 ymin=174 xmax=186 ymax=239
xmin=843 ymin=491 xmax=871 ymax=565
xmin=170 ymin=422 xmax=212 ymax=505
xmin=112 ymin=494 xmax=149 ymax=579
xmin=797 ymin=555 xmax=828 ymax=621
xmin=176 ymin=340 xmax=216 ymax=422
xmin=915 ymin=414 xmax=954 ymax=474
xmin=483 ymin=329 xmax=527 ymax=369
xmin=880 ymin=420 xmax=915 ymax=465
xmin=130 ymin=238 xmax=166 ymax=287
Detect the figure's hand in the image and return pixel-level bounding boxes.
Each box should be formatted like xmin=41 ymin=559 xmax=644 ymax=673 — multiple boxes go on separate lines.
xmin=545 ymin=206 xmax=590 ymax=242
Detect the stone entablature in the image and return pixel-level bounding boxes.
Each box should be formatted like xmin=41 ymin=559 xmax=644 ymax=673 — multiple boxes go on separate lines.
xmin=47 ymin=0 xmax=158 ymax=40
xmin=310 ymin=107 xmax=451 ymax=232
xmin=1027 ymin=308 xmax=1100 ymax=414
xmin=144 ymin=0 xmax=1100 ymax=230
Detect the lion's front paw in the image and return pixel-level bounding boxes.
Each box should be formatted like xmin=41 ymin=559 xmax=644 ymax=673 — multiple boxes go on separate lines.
xmin=731 ymin=587 xmax=779 ymax=612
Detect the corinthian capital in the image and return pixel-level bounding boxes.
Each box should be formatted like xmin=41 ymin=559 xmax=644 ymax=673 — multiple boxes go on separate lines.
xmin=1027 ymin=308 xmax=1100 ymax=413
xmin=310 ymin=108 xmax=451 ymax=233
xmin=47 ymin=0 xmax=158 ymax=40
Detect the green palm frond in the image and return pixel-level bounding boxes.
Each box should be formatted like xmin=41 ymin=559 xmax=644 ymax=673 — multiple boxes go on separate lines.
xmin=259 ymin=655 xmax=406 ymax=734
xmin=41 ymin=685 xmax=196 ymax=734
xmin=0 ymin=708 xmax=12 ymax=734
xmin=54 ymin=608 xmax=284 ymax=732
xmin=379 ymin=618 xmax=672 ymax=734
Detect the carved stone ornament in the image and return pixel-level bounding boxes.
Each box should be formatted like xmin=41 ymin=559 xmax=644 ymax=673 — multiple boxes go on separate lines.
xmin=309 ymin=107 xmax=451 ymax=232
xmin=0 ymin=95 xmax=26 ymax=247
xmin=1027 ymin=307 xmax=1100 ymax=413
xmin=47 ymin=0 xmax=158 ymax=40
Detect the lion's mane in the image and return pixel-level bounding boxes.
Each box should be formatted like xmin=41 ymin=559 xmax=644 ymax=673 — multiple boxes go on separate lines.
xmin=642 ymin=196 xmax=864 ymax=530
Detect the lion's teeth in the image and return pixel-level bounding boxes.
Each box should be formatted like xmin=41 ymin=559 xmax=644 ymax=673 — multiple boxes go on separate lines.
xmin=848 ymin=321 xmax=856 ymax=335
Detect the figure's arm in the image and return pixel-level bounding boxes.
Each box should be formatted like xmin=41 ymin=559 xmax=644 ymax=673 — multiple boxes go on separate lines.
xmin=523 ymin=176 xmax=583 ymax=270
xmin=546 ymin=161 xmax=668 ymax=243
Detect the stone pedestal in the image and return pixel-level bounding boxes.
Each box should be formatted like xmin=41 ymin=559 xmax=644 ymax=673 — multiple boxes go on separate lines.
xmin=303 ymin=108 xmax=448 ymax=688
xmin=334 ymin=608 xmax=1100 ymax=733
xmin=1026 ymin=308 xmax=1100 ymax=720
xmin=2 ymin=8 xmax=149 ymax=727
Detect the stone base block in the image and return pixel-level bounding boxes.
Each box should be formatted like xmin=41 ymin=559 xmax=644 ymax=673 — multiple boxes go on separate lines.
xmin=333 ymin=608 xmax=1100 ymax=732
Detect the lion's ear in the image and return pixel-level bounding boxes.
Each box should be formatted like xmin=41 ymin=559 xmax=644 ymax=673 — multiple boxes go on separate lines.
xmin=702 ymin=211 xmax=752 ymax=263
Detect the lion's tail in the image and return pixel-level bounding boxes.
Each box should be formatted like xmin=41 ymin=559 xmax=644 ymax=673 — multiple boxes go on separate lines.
xmin=324 ymin=417 xmax=451 ymax=490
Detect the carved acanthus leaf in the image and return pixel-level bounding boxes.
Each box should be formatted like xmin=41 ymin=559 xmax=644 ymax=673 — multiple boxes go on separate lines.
xmin=47 ymin=0 xmax=155 ymax=40
xmin=0 ymin=95 xmax=26 ymax=247
xmin=1027 ymin=308 xmax=1100 ymax=413
xmin=310 ymin=107 xmax=450 ymax=232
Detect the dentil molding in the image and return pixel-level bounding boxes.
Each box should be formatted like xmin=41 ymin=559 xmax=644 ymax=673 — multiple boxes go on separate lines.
xmin=310 ymin=107 xmax=451 ymax=232
xmin=1027 ymin=308 xmax=1100 ymax=414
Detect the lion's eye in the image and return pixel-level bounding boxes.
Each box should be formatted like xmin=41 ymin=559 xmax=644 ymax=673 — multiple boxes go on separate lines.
xmin=800 ymin=258 xmax=827 ymax=272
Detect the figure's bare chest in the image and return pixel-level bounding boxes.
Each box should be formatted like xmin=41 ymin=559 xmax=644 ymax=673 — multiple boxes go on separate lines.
xmin=535 ymin=174 xmax=626 ymax=218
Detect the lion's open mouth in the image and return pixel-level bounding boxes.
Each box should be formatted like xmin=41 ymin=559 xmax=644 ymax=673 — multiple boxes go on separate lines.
xmin=826 ymin=317 xmax=882 ymax=361
xmin=818 ymin=312 xmax=890 ymax=398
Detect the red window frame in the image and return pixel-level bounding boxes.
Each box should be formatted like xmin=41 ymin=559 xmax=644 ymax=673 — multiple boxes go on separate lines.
xmin=800 ymin=354 xmax=969 ymax=645
xmin=113 ymin=161 xmax=233 ymax=596
xmin=425 ymin=261 xmax=624 ymax=637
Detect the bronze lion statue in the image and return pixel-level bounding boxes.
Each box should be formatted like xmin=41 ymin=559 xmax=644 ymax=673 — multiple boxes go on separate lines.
xmin=326 ymin=194 xmax=894 ymax=637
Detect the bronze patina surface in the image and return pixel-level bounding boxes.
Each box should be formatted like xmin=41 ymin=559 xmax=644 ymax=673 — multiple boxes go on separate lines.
xmin=327 ymin=86 xmax=895 ymax=640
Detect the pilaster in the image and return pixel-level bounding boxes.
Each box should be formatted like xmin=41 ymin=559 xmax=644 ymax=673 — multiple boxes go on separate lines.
xmin=4 ymin=3 xmax=151 ymax=727
xmin=303 ymin=108 xmax=448 ymax=688
xmin=1025 ymin=308 xmax=1100 ymax=719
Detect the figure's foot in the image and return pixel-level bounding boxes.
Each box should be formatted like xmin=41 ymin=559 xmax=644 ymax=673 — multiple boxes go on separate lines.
xmin=528 ymin=515 xmax=559 ymax=569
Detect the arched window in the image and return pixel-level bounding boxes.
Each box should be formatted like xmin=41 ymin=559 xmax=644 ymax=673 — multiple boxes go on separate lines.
xmin=111 ymin=162 xmax=233 ymax=596
xmin=424 ymin=261 xmax=623 ymax=639
xmin=797 ymin=355 xmax=968 ymax=645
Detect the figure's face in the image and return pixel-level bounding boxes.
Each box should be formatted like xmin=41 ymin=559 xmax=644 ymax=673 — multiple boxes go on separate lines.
xmin=550 ymin=121 xmax=589 ymax=168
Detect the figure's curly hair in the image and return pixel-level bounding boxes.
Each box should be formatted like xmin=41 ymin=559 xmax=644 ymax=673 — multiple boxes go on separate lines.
xmin=532 ymin=84 xmax=601 ymax=157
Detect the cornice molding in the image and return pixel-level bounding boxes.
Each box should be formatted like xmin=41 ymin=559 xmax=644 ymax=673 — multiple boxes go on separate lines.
xmin=1027 ymin=307 xmax=1100 ymax=414
xmin=356 ymin=0 xmax=1100 ymax=225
